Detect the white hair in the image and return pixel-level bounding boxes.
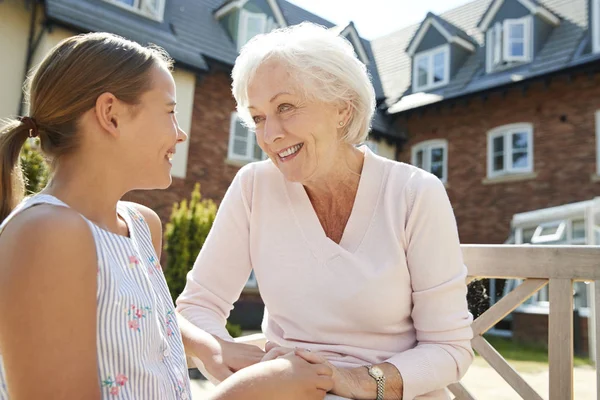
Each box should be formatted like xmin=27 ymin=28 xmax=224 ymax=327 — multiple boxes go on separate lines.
xmin=231 ymin=22 xmax=376 ymax=145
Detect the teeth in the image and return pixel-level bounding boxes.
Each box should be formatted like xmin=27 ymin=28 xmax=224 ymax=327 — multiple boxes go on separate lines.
xmin=167 ymin=152 xmax=174 ymax=161
xmin=278 ymin=144 xmax=302 ymax=158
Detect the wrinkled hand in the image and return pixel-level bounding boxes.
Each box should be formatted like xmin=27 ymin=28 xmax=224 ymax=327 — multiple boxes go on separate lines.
xmin=259 ymin=350 xmax=334 ymax=400
xmin=296 ymin=350 xmax=361 ymax=399
xmin=200 ymin=335 xmax=266 ymax=382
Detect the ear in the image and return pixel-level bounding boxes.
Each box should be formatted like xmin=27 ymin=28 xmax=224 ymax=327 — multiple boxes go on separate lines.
xmin=95 ymin=92 xmax=121 ymax=138
xmin=336 ymin=101 xmax=353 ymax=127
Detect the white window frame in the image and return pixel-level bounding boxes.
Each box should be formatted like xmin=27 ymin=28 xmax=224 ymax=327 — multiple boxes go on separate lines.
xmin=411 ymin=139 xmax=448 ymax=183
xmin=596 ymin=110 xmax=600 ymax=176
xmin=103 ymin=0 xmax=166 ymax=22
xmin=486 ymin=16 xmax=533 ymax=73
xmin=227 ymin=112 xmax=264 ymax=163
xmin=238 ymin=9 xmax=267 ymax=51
xmin=412 ymin=44 xmax=450 ymax=92
xmin=593 ymin=0 xmax=600 ymax=53
xmin=487 ymin=123 xmax=534 ymax=179
xmin=531 ymin=221 xmax=566 ymax=243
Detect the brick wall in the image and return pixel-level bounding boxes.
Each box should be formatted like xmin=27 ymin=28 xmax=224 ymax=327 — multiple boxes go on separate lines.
xmin=394 ymin=74 xmax=600 ymax=244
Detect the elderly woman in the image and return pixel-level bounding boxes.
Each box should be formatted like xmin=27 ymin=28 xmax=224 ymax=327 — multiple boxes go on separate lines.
xmin=176 ymin=22 xmax=473 ymax=400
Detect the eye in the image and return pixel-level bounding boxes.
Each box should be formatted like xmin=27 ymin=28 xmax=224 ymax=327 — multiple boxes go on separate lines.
xmin=252 ymin=115 xmax=265 ymax=124
xmin=278 ymin=103 xmax=293 ymax=112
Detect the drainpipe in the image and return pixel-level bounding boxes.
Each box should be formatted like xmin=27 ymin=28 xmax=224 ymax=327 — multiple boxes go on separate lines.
xmin=18 ymin=0 xmax=43 ymax=116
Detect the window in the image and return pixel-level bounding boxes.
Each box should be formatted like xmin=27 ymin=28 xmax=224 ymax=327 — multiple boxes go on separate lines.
xmin=238 ymin=10 xmax=267 ymax=50
xmin=364 ymin=140 xmax=379 ymax=154
xmin=412 ymin=45 xmax=450 ymax=92
xmin=245 ymin=271 xmax=258 ymax=289
xmin=487 ymin=123 xmax=533 ymax=178
xmin=228 ymin=112 xmax=264 ymax=163
xmin=103 ymin=0 xmax=165 ymax=21
xmin=486 ymin=16 xmax=532 ymax=72
xmin=411 ymin=140 xmax=448 ymax=183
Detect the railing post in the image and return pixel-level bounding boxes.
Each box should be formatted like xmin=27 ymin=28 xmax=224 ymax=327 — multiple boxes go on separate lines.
xmin=548 ymin=278 xmax=574 ymax=400
xmin=595 ymin=280 xmax=600 ymax=400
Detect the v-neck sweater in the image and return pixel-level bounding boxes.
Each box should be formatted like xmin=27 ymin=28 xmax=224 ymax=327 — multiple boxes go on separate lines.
xmin=176 ymin=148 xmax=474 ymax=400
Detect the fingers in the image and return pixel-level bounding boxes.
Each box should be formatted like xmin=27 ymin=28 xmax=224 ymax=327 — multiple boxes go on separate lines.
xmin=261 ymin=346 xmax=295 ymax=362
xmin=314 ymin=363 xmax=333 ymax=377
xmin=315 ymin=376 xmax=335 ymax=392
xmin=264 ymin=341 xmax=277 ymax=352
xmin=294 ymin=349 xmax=328 ymax=365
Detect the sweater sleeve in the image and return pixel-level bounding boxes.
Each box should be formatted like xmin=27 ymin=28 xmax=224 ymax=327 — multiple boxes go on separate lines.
xmin=385 ymin=171 xmax=474 ymax=400
xmin=175 ymin=165 xmax=255 ymax=342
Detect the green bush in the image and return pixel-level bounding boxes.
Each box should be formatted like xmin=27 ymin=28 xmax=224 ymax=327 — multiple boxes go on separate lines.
xmin=163 ymin=184 xmax=242 ymax=337
xmin=20 ymin=139 xmax=49 ymax=195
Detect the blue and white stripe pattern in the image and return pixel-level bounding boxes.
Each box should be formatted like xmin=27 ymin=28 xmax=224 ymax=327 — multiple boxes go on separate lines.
xmin=0 ymin=194 xmax=191 ymax=399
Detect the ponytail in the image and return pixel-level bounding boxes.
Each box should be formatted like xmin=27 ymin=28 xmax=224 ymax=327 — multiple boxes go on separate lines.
xmin=0 ymin=119 xmax=31 ymax=222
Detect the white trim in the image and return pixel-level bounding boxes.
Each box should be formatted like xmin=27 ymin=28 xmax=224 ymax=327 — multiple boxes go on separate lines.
xmin=214 ymin=0 xmax=248 ymax=19
xmin=478 ymin=0 xmax=559 ymax=31
xmin=237 ymin=9 xmax=267 ymax=51
xmin=266 ymin=0 xmax=287 ymax=27
xmin=407 ymin=17 xmax=474 ymax=56
xmin=340 ymin=25 xmax=370 ymax=65
xmin=412 ymin=44 xmax=450 ymax=92
xmin=103 ymin=0 xmax=166 ymax=22
xmin=487 ymin=123 xmax=534 ymax=178
xmin=596 ymin=110 xmax=600 ymax=175
xmin=594 ymin=0 xmax=600 ymax=54
xmin=411 ymin=139 xmax=448 ymax=183
xmin=530 ymin=221 xmax=566 ymax=243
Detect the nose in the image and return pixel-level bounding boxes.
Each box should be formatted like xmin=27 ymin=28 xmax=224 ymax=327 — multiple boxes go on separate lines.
xmin=176 ymin=124 xmax=188 ymax=143
xmin=262 ymin=116 xmax=284 ymax=145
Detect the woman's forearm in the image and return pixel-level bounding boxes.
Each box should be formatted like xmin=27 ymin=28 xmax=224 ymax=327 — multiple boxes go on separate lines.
xmin=349 ymin=362 xmax=404 ymax=400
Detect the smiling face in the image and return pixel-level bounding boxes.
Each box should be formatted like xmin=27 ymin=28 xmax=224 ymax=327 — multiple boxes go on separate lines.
xmin=117 ymin=65 xmax=187 ymax=190
xmin=247 ymin=60 xmax=350 ymax=184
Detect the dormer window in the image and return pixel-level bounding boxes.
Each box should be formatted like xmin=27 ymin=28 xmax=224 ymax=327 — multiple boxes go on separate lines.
xmin=486 ymin=16 xmax=532 ymax=72
xmin=413 ymin=45 xmax=450 ymax=92
xmin=103 ymin=0 xmax=165 ymax=22
xmin=238 ymin=10 xmax=267 ymax=50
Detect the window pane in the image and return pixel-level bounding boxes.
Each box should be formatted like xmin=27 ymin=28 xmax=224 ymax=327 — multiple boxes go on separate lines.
xmin=252 ymin=134 xmax=262 ymax=160
xmin=493 ymin=154 xmax=504 ymax=171
xmin=512 ymin=151 xmax=528 ymax=168
xmin=512 ymin=132 xmax=528 ymax=150
xmin=433 ymin=51 xmax=446 ymax=83
xmin=415 ymin=150 xmax=424 ymax=168
xmin=509 ymin=23 xmax=524 ymax=39
xmin=511 ymin=41 xmax=524 ymax=57
xmin=493 ymin=136 xmax=504 ymax=153
xmin=430 ymin=163 xmax=444 ymax=179
xmin=417 ymin=57 xmax=428 ymax=87
xmin=572 ymin=220 xmax=586 ymax=240
xmin=540 ymin=224 xmax=560 ymax=236
xmin=522 ymin=228 xmax=536 ymax=243
xmin=431 ymin=147 xmax=444 ymax=163
xmin=116 ymin=0 xmax=136 ymax=5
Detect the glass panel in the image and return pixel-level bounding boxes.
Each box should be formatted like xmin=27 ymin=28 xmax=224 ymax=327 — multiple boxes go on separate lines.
xmin=509 ymin=23 xmax=524 ymax=39
xmin=431 ymin=163 xmax=443 ymax=179
xmin=417 ymin=56 xmax=428 ymax=87
xmin=511 ymin=41 xmax=524 ymax=57
xmin=141 ymin=0 xmax=159 ymax=12
xmin=116 ymin=0 xmax=136 ymax=5
xmin=512 ymin=132 xmax=528 ymax=149
xmin=539 ymin=224 xmax=560 ymax=236
xmin=493 ymin=154 xmax=504 ymax=172
xmin=574 ymin=282 xmax=588 ymax=308
xmin=415 ymin=150 xmax=424 ymax=168
xmin=493 ymin=135 xmax=504 ymax=153
xmin=433 ymin=51 xmax=446 ymax=83
xmin=572 ymin=220 xmax=586 ymax=240
xmin=431 ymin=147 xmax=444 ymax=163
xmin=512 ymin=151 xmax=528 ymax=169
xmin=522 ymin=228 xmax=536 ymax=243
xmin=252 ymin=134 xmax=263 ymax=160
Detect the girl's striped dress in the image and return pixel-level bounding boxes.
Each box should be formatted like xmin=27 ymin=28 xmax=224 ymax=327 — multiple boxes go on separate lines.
xmin=0 ymin=194 xmax=191 ymax=399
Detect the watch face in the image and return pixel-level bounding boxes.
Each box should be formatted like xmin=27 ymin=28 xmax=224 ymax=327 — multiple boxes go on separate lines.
xmin=371 ymin=366 xmax=384 ymax=379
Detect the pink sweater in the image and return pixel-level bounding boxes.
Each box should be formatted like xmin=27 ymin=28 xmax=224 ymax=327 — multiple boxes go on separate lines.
xmin=176 ymin=148 xmax=474 ymax=400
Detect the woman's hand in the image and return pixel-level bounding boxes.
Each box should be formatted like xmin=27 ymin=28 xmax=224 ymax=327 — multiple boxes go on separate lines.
xmin=196 ymin=334 xmax=266 ymax=381
xmin=261 ymin=341 xmax=296 ymax=362
xmin=296 ymin=350 xmax=362 ymax=399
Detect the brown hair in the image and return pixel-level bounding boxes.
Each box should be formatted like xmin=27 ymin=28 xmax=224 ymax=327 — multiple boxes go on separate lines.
xmin=0 ymin=32 xmax=172 ymax=222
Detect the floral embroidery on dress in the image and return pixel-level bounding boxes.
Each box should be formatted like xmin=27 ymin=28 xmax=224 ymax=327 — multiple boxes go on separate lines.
xmin=176 ymin=378 xmax=189 ymax=400
xmin=165 ymin=309 xmax=176 ymax=337
xmin=127 ymin=304 xmax=151 ymax=332
xmin=128 ymin=255 xmax=140 ymax=268
xmin=128 ymin=208 xmax=145 ymax=223
xmin=148 ymin=255 xmax=161 ymax=274
xmin=102 ymin=373 xmax=128 ymax=396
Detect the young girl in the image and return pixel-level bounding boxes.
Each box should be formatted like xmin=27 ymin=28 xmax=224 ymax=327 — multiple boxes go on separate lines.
xmin=0 ymin=33 xmax=332 ymax=399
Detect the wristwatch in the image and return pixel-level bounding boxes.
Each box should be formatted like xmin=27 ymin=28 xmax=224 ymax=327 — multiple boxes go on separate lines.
xmin=365 ymin=365 xmax=385 ymax=400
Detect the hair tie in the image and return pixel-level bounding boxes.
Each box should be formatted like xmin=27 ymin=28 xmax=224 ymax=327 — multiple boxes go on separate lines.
xmin=17 ymin=116 xmax=39 ymax=138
